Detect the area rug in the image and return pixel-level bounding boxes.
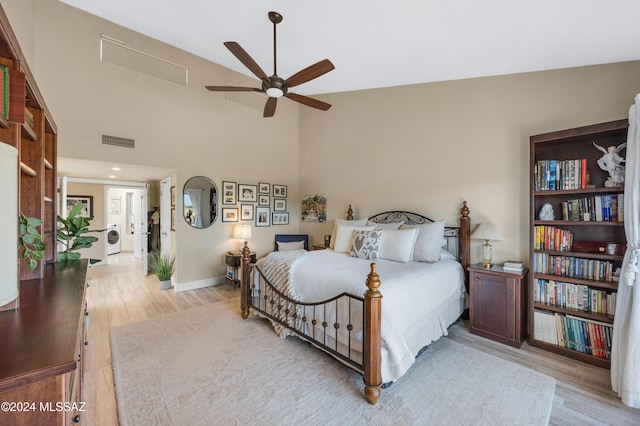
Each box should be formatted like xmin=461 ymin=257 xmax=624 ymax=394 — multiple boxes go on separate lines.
xmin=111 ymin=300 xmax=555 ymax=425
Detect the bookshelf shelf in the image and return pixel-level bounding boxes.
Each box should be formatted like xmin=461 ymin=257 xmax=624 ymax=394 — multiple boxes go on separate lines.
xmin=532 ymin=302 xmax=614 ymax=323
xmin=534 ymin=220 xmax=623 ymax=227
xmin=534 ymin=187 xmax=623 ymax=196
xmin=21 ymin=122 xmax=37 ymax=141
xmin=529 ymin=119 xmax=627 ymax=368
xmin=532 ymin=273 xmax=619 ymax=290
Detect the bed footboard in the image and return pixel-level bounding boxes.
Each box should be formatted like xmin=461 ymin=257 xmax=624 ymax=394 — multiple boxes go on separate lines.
xmin=239 ymin=243 xmax=382 ymax=405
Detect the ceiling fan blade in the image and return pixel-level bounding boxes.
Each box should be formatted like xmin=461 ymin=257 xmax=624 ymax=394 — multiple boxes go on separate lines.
xmin=205 ymin=86 xmax=263 ymax=92
xmin=285 ymin=93 xmax=331 ymax=111
xmin=263 ymin=97 xmax=277 ymax=117
xmin=224 ymin=41 xmax=270 ymax=84
xmin=284 ymin=59 xmax=335 ymax=88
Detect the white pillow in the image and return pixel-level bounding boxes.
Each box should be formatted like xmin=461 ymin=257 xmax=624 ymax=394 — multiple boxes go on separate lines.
xmin=330 ymin=218 xmax=368 ymax=249
xmin=378 ymin=228 xmax=419 ymax=263
xmin=366 ymin=220 xmax=404 ymax=230
xmin=333 ymin=225 xmax=375 ymax=253
xmin=440 ymin=248 xmax=456 ymax=261
xmin=400 ymin=221 xmax=446 ymax=262
xmin=350 ymin=229 xmax=383 ymax=259
xmin=277 ymin=241 xmax=305 ymax=251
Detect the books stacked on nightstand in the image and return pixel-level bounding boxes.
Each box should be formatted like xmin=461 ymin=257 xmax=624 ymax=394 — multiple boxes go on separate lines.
xmin=503 ymin=260 xmax=524 ymax=273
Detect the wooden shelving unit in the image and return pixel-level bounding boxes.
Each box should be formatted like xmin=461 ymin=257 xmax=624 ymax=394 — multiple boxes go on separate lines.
xmin=529 ymin=119 xmax=628 ymax=369
xmin=0 ymin=3 xmax=57 ymax=282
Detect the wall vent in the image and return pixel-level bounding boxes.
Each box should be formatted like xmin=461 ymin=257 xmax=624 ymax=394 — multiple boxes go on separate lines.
xmin=102 ymin=134 xmax=135 ymax=149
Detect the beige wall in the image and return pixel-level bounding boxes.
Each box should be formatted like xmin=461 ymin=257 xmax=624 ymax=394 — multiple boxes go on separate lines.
xmin=299 ymin=62 xmax=640 ymax=265
xmin=4 ymin=0 xmax=640 ymax=284
xmin=5 ymin=0 xmax=302 ymax=285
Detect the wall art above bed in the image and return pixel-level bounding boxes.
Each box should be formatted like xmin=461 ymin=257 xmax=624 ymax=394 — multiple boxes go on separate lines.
xmin=301 ymin=194 xmax=326 ymax=223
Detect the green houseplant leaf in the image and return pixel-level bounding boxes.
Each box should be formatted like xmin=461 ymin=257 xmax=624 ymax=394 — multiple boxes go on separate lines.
xmin=57 ymin=201 xmax=104 ymax=261
xmin=149 ymin=251 xmax=175 ymax=281
xmin=19 ymin=213 xmax=46 ymax=270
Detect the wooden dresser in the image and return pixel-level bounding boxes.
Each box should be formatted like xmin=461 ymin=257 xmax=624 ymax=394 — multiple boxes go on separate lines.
xmin=0 ymin=260 xmax=88 ymax=425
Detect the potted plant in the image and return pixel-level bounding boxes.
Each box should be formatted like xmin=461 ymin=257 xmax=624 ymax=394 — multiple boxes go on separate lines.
xmin=56 ymin=201 xmax=104 ymax=261
xmin=19 ymin=212 xmax=46 ymax=270
xmin=150 ymin=251 xmax=175 ymax=290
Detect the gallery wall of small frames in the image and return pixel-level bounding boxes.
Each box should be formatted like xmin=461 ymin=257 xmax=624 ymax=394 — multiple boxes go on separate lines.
xmin=221 ymin=181 xmax=288 ymax=227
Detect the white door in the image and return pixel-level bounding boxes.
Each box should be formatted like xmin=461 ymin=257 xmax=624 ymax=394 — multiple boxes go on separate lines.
xmin=131 ymin=189 xmax=142 ymax=260
xmin=160 ymin=178 xmax=172 ymax=259
xmin=142 ymin=184 xmax=149 ymax=274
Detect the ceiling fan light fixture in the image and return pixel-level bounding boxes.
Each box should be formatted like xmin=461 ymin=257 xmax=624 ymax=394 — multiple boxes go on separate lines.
xmin=266 ymin=87 xmax=284 ymax=98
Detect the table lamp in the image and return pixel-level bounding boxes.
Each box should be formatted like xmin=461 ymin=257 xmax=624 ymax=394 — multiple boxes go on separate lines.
xmin=471 ymin=221 xmax=504 ymax=268
xmin=232 ymin=224 xmax=251 ymax=252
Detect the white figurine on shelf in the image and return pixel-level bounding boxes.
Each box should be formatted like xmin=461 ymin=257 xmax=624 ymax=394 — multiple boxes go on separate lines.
xmin=593 ymin=141 xmax=626 ymax=187
xmin=539 ymin=203 xmax=554 ymax=220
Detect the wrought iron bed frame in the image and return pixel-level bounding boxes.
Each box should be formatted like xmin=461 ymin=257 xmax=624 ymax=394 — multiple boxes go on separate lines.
xmin=240 ymin=201 xmax=471 ymax=405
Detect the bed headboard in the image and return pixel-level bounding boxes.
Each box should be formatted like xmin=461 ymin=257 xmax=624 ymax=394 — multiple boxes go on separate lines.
xmin=274 ymin=234 xmax=309 ymax=251
xmin=367 ymin=210 xmax=461 ymax=259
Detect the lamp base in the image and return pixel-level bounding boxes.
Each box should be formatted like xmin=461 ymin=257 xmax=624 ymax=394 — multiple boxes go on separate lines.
xmin=481 ymin=240 xmax=493 ymax=269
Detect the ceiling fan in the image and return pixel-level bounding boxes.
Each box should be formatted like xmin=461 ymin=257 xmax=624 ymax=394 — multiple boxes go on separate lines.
xmin=205 ymin=11 xmax=335 ymax=118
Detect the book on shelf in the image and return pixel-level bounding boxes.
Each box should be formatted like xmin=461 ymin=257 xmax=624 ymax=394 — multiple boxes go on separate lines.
xmin=533 ymin=309 xmax=612 ymax=359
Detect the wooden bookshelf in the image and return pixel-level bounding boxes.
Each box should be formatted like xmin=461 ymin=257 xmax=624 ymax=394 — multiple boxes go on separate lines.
xmin=0 ymin=3 xmax=57 ymax=282
xmin=529 ymin=119 xmax=628 ymax=369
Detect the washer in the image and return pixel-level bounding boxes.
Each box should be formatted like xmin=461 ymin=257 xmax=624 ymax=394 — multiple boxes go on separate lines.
xmin=107 ymin=223 xmax=121 ymax=255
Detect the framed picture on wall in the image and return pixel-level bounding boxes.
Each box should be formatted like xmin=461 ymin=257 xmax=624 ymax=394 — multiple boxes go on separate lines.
xmin=222 ymin=207 xmax=239 ymax=222
xmin=222 ymin=181 xmax=237 ymax=205
xmin=273 ymin=184 xmax=287 ymax=198
xmin=274 ymin=198 xmax=286 ymax=211
xmin=238 ymin=184 xmax=257 ymax=202
xmin=241 ymin=204 xmax=254 ymax=221
xmin=255 ymin=206 xmax=270 ymax=227
xmin=272 ymin=212 xmax=289 ymax=225
xmin=258 ymin=195 xmax=270 ymax=206
xmin=67 ymin=195 xmax=93 ymax=218
xmin=259 ymin=182 xmax=271 ymax=194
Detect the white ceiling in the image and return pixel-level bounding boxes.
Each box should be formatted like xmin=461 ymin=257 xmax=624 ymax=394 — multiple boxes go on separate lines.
xmin=59 ymin=0 xmax=640 ymax=96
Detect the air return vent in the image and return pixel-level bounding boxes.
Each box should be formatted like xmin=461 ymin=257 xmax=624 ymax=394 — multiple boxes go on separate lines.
xmin=102 ymin=134 xmax=135 ymax=149
xmin=100 ymin=34 xmax=188 ymax=86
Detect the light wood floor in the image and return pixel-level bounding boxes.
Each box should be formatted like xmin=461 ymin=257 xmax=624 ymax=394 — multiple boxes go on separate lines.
xmin=83 ymin=252 xmax=639 ymax=425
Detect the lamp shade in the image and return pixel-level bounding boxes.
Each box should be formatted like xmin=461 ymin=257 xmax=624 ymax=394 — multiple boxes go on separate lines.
xmin=471 ymin=221 xmax=504 ymax=241
xmin=232 ymin=224 xmax=252 ymax=240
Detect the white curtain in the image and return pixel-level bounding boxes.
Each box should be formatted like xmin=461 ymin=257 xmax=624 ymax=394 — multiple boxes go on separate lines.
xmin=186 ymin=189 xmax=203 ymax=228
xmin=611 ymin=93 xmax=640 ymax=408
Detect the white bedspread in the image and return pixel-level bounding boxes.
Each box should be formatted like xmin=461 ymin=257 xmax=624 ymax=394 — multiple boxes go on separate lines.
xmin=253 ymin=249 xmax=465 ymax=382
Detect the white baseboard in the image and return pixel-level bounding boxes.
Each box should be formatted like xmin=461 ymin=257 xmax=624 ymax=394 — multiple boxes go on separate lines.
xmin=173 ymin=276 xmax=227 ymax=292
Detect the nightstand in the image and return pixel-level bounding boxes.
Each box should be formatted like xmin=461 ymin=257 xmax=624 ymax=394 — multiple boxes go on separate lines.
xmin=225 ymin=251 xmax=256 ymax=288
xmin=467 ymin=263 xmax=528 ymax=348
xmin=311 ymin=244 xmax=328 ymax=250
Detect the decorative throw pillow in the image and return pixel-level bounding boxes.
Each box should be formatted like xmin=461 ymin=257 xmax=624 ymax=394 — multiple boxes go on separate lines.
xmin=366 ymin=220 xmax=404 ymax=230
xmin=400 ymin=221 xmax=446 ymax=262
xmin=350 ymin=229 xmax=383 ymax=259
xmin=277 ymin=241 xmax=305 ymax=251
xmin=330 ymin=218 xmax=368 ymax=249
xmin=378 ymin=228 xmax=419 ymax=263
xmin=333 ymin=225 xmax=375 ymax=253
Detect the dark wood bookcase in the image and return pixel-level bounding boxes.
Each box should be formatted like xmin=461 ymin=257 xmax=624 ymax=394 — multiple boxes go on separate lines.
xmin=529 ymin=119 xmax=628 ymax=369
xmin=0 ymin=4 xmax=57 ymax=291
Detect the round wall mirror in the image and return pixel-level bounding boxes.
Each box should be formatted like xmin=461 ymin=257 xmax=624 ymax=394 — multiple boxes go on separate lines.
xmin=183 ymin=176 xmax=218 ymax=228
